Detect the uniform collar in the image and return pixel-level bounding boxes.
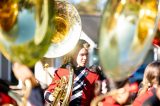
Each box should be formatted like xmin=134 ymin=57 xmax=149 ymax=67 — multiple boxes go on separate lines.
xmin=74 ymin=66 xmax=86 ymax=75
xmin=75 ymin=66 xmax=85 ymax=71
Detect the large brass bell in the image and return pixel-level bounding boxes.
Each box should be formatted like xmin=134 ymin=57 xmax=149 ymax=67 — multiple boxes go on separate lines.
xmin=99 ymin=0 xmax=160 ymax=81
xmin=0 ymin=0 xmax=55 ymax=67
xmin=44 ymin=0 xmax=82 ymax=58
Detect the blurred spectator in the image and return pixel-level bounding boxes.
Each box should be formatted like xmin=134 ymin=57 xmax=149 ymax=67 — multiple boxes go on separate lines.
xmin=133 ymin=61 xmax=160 ymax=106
xmin=128 ymin=64 xmax=147 ymax=102
xmin=91 ymin=78 xmax=139 ymax=106
xmin=12 ymin=62 xmax=45 ymax=106
xmin=89 ymin=65 xmax=110 ymax=96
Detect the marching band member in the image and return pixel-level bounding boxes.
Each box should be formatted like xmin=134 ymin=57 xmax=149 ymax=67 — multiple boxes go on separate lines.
xmin=44 ymin=39 xmax=103 ymax=106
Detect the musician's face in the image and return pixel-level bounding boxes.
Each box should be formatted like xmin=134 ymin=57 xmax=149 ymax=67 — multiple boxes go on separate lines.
xmin=76 ymin=48 xmax=88 ymax=67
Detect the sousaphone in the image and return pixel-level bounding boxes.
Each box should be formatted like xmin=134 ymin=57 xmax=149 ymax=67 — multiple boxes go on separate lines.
xmin=44 ymin=0 xmax=81 ymax=58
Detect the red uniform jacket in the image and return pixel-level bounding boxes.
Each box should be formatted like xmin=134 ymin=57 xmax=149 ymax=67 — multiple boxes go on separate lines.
xmin=132 ymin=87 xmax=155 ymax=106
xmin=44 ymin=67 xmax=100 ymax=106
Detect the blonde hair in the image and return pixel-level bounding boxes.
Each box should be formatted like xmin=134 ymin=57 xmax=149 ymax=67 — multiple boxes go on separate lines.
xmin=62 ymin=39 xmax=90 ymax=66
xmin=138 ymin=61 xmax=160 ymax=96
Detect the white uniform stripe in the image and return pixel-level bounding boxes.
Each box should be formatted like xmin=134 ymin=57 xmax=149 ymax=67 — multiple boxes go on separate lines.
xmin=101 ymin=80 xmax=107 ymax=94
xmin=72 ymin=81 xmax=84 ymax=91
xmin=70 ymin=90 xmax=83 ymax=101
xmin=74 ymin=69 xmax=86 ymax=84
xmin=44 ymin=91 xmax=50 ymax=96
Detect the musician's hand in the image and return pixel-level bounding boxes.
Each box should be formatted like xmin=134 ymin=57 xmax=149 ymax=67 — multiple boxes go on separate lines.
xmin=12 ymin=62 xmax=38 ymax=87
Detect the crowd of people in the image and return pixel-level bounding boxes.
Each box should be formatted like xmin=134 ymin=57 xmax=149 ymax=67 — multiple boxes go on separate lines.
xmin=1 ymin=39 xmax=160 ymax=106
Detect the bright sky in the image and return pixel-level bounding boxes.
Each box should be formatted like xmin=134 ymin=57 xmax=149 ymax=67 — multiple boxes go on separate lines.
xmin=69 ymin=0 xmax=106 ymax=5
xmin=68 ymin=0 xmax=88 ymax=4
xmin=68 ymin=0 xmax=107 ymax=11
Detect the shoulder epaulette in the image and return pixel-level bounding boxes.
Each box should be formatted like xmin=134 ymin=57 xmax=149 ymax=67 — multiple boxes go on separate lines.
xmin=87 ymin=68 xmax=97 ymax=73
